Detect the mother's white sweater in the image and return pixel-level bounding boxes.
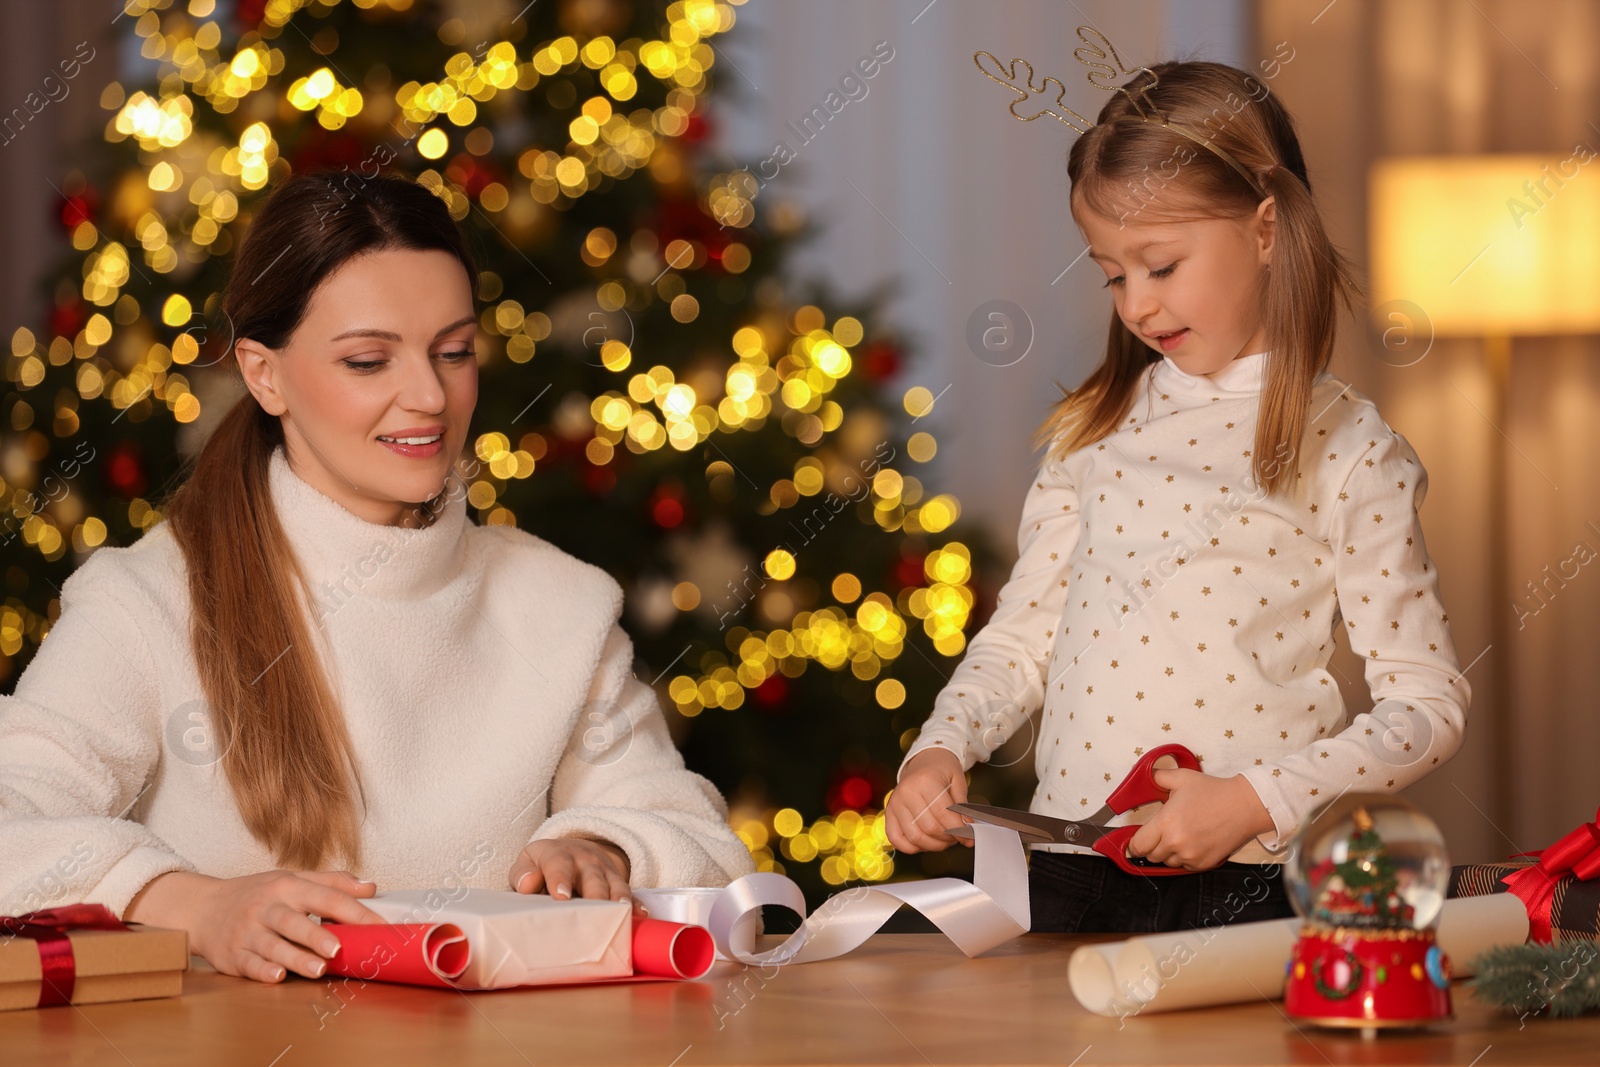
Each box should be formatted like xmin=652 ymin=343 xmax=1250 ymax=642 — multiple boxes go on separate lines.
xmin=0 ymin=444 xmax=754 ymax=918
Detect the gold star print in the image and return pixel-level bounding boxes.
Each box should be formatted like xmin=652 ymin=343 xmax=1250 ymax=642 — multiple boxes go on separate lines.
xmin=1195 ymin=699 xmax=1206 ymax=708
xmin=1328 ymin=452 xmax=1338 ymax=461
xmin=1141 ymin=635 xmax=1150 ymax=643
xmin=1226 ymin=673 xmax=1236 ymax=682
xmin=1086 ymin=686 xmax=1094 ymax=694
xmin=945 ymin=715 xmax=955 ymax=721
xmin=1134 ymin=746 xmax=1145 ymax=756
xmin=1254 ymin=704 xmax=1264 ymax=712
xmin=1161 ymin=723 xmax=1172 ymax=732
xmin=1320 ymin=751 xmax=1329 ymax=759
xmin=1275 ymin=631 xmax=1284 ymax=641
xmin=1310 ymin=504 xmax=1319 ymax=513
xmin=1211 ymin=538 xmax=1220 ymax=547
xmin=1373 ymin=513 xmax=1384 ymax=524
xmin=1165 ymin=667 xmax=1175 ymax=676
xmin=1081 ymin=798 xmax=1089 ymax=806
xmin=1116 ymin=524 xmax=1124 ymax=533
xmin=1381 ymin=568 xmax=1390 ymax=577
xmin=1357 ymin=767 xmax=1366 ymax=775
xmin=1272 ymin=769 xmax=1282 ymax=777
xmin=1391 ymin=620 xmax=1400 ymax=630
xmin=1226 ymin=422 xmax=1235 ymax=429
xmin=1029 ymin=600 xmax=1037 ymax=607
xmin=1229 ymin=619 xmax=1239 ymax=627
xmin=1007 ymin=661 xmax=1016 ymax=669
xmin=1387 ymin=779 xmax=1395 ymax=787
xmin=1060 ymin=768 xmax=1067 ymax=776
xmin=1084 ymin=742 xmax=1093 ymax=750
xmin=1225 ymin=730 xmax=1234 ymax=738
xmin=1291 ymin=579 xmax=1300 ymax=587
xmin=1105 ymin=773 xmax=1113 ymax=781
xmin=1135 ymin=691 xmax=1145 ymax=700
xmin=1279 ymin=731 xmax=1288 ymax=740
xmin=1197 ymin=642 xmax=1207 ymax=652
xmin=1106 ymin=715 xmax=1115 ymax=724
xmin=1310 ymin=789 xmax=1320 ymax=796
xmin=1110 ymin=659 xmax=1119 ymax=668
xmin=1170 ymin=611 xmax=1180 ymax=620
xmin=1233 ymin=566 xmax=1243 ymax=574
xmin=1201 ymin=586 xmax=1212 ymax=595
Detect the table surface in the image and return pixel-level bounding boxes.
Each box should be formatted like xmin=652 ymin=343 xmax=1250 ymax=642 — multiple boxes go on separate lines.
xmin=2 ymin=934 xmax=1596 ymax=1066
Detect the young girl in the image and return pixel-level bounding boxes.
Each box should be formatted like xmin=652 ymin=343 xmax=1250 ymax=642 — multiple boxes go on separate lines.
xmin=0 ymin=171 xmax=753 ymax=982
xmin=885 ymin=58 xmax=1470 ymax=933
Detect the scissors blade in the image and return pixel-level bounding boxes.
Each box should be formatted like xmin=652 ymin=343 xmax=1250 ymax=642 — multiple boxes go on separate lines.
xmin=946 ymin=803 xmax=1112 ymax=847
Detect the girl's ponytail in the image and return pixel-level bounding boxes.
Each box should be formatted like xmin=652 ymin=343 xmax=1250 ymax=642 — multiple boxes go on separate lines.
xmin=1253 ymin=161 xmax=1363 ymax=496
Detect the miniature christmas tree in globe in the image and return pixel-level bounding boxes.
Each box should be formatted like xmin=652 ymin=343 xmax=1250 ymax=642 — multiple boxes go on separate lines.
xmin=1283 ymin=795 xmax=1453 ymax=1031
xmin=1304 ymin=806 xmax=1416 ymax=930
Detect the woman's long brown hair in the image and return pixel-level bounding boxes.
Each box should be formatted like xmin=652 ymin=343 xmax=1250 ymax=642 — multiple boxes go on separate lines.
xmin=1039 ymin=61 xmax=1362 ymax=497
xmin=161 ymin=171 xmax=478 ymax=870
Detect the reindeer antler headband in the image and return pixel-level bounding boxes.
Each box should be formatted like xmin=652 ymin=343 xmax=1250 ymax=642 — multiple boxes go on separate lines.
xmin=974 ymin=26 xmax=1268 ymax=200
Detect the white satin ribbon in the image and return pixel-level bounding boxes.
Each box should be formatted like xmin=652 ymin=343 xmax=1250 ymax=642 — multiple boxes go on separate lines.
xmin=634 ymin=822 xmax=1030 ymax=965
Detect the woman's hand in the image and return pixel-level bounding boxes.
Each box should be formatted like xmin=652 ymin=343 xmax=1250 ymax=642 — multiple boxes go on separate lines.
xmin=885 ymin=747 xmax=973 ymax=854
xmin=1125 ymin=769 xmax=1276 ymax=871
xmin=125 ymin=869 xmax=386 ymax=984
xmin=509 ymin=838 xmax=632 ymax=903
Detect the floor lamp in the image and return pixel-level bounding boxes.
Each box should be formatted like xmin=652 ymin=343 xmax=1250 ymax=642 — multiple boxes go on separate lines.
xmin=1369 ymin=153 xmax=1600 ymax=840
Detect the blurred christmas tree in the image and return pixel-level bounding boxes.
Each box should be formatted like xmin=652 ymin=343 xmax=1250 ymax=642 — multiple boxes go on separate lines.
xmin=1 ymin=0 xmax=1004 ymax=903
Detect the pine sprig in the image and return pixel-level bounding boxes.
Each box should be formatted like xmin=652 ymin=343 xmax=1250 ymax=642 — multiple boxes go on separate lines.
xmin=1470 ymin=942 xmax=1600 ymax=1018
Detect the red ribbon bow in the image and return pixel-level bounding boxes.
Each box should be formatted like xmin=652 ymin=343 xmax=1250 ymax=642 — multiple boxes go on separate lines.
xmin=1502 ymin=807 xmax=1600 ymax=944
xmin=0 ymin=903 xmax=127 ymax=1008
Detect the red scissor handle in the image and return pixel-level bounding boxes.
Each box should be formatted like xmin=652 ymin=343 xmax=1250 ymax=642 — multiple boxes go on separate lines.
xmin=1092 ymin=826 xmax=1194 ymax=876
xmin=1104 ymin=743 xmax=1202 ymax=814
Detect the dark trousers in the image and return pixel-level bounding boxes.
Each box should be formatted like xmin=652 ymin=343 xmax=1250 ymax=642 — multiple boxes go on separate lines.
xmin=1028 ymin=850 xmax=1295 ymax=934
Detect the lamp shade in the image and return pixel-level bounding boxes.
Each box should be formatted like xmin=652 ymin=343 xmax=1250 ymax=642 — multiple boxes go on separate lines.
xmin=1369 ymin=153 xmax=1600 ymax=337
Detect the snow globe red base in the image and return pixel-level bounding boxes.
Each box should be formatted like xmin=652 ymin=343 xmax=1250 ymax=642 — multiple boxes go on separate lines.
xmin=1282 ymin=795 xmax=1453 ymax=1031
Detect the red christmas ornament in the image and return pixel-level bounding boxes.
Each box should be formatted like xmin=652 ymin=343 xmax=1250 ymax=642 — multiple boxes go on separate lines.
xmin=50 ymin=300 xmax=85 ymax=341
xmin=648 ymin=483 xmax=687 ymax=528
xmin=825 ymin=765 xmax=888 ymax=815
xmin=234 ymin=0 xmax=268 ymax=31
xmin=683 ymin=110 xmax=712 ymax=145
xmin=752 ymin=673 xmax=788 ymax=711
xmin=893 ymin=552 xmax=926 ymax=590
xmin=859 ymin=341 xmax=901 ymax=383
xmin=581 ymin=462 xmax=617 ymax=495
xmin=105 ymin=442 xmax=148 ymax=500
xmin=446 ymin=153 xmax=508 ymax=200
xmin=288 ymin=128 xmax=370 ymax=174
xmin=58 ymin=188 xmax=98 ymax=232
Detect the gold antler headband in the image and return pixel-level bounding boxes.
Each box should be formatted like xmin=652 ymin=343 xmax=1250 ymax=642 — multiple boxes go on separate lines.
xmin=974 ymin=26 xmax=1267 ymax=200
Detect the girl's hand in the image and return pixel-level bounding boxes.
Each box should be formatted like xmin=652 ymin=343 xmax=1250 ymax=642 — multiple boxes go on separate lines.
xmin=126 ymin=868 xmax=386 ymax=984
xmin=509 ymin=838 xmax=632 ymax=903
xmin=885 ymin=747 xmax=973 ymax=853
xmin=1125 ymin=769 xmax=1275 ymax=871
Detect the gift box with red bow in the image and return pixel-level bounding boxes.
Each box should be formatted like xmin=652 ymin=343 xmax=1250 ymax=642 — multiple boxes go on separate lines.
xmin=0 ymin=903 xmax=188 ymax=1011
xmin=1447 ymin=809 xmax=1600 ymax=945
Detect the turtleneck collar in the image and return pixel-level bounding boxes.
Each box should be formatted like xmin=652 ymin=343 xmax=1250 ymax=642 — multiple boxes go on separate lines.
xmin=1154 ymin=349 xmax=1270 ymax=397
xmin=267 ymin=443 xmax=470 ymax=611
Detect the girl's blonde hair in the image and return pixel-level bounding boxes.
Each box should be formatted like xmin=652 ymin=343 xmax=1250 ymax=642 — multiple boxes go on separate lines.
xmin=1039 ymin=60 xmax=1361 ymax=497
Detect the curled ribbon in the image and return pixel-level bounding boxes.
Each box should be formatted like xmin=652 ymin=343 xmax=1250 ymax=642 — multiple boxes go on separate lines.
xmin=636 ymin=822 xmax=1029 ymax=965
xmin=1502 ymin=806 xmax=1600 ymax=944
xmin=0 ymin=902 xmax=128 ymax=1008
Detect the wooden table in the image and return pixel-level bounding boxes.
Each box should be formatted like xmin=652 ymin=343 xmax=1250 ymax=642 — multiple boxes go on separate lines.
xmin=3 ymin=934 xmax=1596 ymax=1065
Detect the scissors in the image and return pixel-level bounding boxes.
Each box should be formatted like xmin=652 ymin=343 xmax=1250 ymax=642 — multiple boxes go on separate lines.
xmin=945 ymin=743 xmax=1203 ymax=876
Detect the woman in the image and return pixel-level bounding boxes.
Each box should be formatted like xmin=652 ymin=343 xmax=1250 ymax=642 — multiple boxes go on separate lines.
xmin=0 ymin=171 xmax=753 ymax=984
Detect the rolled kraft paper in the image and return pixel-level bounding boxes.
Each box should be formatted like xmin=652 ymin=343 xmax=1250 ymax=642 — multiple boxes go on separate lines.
xmin=1068 ymin=892 xmax=1530 ymax=1017
xmin=321 ymin=922 xmax=470 ymax=989
xmin=632 ymin=919 xmax=715 ymax=980
xmin=641 ymin=822 xmax=1029 ymax=967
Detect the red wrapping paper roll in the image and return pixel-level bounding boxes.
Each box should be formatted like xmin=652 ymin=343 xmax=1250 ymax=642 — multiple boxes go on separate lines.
xmin=632 ymin=918 xmax=714 ymax=979
xmin=321 ymin=922 xmax=469 ymax=988
xmin=320 ymin=916 xmax=712 ymax=989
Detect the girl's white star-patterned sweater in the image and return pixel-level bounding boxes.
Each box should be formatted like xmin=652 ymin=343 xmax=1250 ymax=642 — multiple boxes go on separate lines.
xmin=901 ymin=350 xmax=1469 ymax=864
